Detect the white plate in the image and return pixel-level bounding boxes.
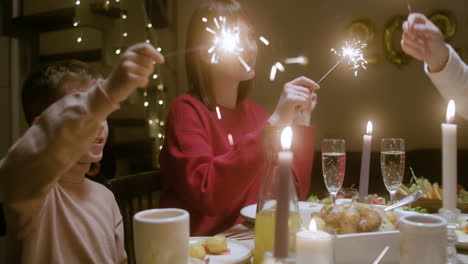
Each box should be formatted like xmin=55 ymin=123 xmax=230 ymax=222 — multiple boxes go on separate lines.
xmin=189 ymin=237 xmax=252 ymax=264
xmin=240 ymin=201 xmax=324 ymax=224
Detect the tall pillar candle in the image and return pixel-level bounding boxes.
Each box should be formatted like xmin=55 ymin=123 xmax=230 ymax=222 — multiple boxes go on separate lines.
xmin=359 ymin=121 xmax=373 ymax=198
xmin=274 ymin=126 xmax=293 ymax=258
xmin=442 ymin=100 xmax=457 ymax=210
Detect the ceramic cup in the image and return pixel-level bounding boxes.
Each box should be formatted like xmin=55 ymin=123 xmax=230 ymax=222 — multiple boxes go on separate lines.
xmin=133 ymin=208 xmax=189 ymax=264
xmin=399 ymin=214 xmax=447 ymax=264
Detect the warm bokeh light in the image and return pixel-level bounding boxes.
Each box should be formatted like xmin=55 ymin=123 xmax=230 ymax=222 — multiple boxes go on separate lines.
xmin=446 ymin=100 xmax=456 ymax=124
xmin=281 ymin=126 xmax=293 ymax=150
xmin=366 ymin=121 xmax=373 ymax=135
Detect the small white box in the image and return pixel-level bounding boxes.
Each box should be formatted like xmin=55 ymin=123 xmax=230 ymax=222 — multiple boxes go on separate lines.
xmin=334 ymin=231 xmax=400 ymax=264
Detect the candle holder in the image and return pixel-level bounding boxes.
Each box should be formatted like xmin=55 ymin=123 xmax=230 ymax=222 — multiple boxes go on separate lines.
xmin=262 ymin=252 xmax=296 ymax=264
xmin=352 ymin=194 xmax=372 ymax=204
xmin=439 ymin=208 xmax=461 ymax=264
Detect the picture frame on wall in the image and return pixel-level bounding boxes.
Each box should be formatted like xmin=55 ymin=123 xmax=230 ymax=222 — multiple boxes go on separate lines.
xmin=145 ymin=0 xmax=173 ymax=29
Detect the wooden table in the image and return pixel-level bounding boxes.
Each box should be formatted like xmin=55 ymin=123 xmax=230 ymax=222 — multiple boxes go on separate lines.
xmin=220 ymin=222 xmax=468 ymax=263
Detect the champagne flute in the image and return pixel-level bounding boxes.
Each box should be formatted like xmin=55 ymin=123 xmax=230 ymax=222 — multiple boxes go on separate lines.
xmin=381 ymin=138 xmax=405 ymax=205
xmin=322 ymin=139 xmax=346 ymax=205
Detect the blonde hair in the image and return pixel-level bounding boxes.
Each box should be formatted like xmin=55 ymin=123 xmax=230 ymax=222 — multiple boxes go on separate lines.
xmin=185 ymin=0 xmax=255 ymax=109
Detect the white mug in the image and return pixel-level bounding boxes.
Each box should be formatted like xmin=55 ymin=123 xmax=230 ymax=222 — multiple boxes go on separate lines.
xmin=133 ymin=208 xmax=190 ymax=264
xmin=399 ymin=214 xmax=447 ymax=264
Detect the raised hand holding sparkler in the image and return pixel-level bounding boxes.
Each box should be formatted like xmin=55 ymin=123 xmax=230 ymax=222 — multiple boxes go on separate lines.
xmin=268 ymin=76 xmax=319 ymax=126
xmin=401 ymin=13 xmax=449 ymax=73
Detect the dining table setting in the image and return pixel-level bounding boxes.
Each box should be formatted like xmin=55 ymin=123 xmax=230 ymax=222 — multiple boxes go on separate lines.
xmin=132 ymin=101 xmax=468 ymax=264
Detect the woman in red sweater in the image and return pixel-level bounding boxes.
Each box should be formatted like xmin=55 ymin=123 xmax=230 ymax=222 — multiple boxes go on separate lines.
xmin=159 ymin=0 xmax=319 ymax=236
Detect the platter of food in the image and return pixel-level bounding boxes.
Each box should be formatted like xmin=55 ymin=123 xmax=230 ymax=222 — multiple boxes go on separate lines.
xmin=398 ymin=170 xmax=468 ymax=213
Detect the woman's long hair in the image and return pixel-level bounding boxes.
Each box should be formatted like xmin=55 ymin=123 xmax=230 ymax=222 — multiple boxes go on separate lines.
xmin=185 ymin=0 xmax=255 ymax=109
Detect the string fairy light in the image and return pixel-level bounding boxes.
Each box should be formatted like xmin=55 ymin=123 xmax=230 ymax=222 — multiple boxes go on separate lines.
xmin=140 ymin=1 xmax=169 ymax=164
xmin=115 ymin=0 xmax=128 ymax=55
xmin=74 ymin=0 xmax=82 ymax=43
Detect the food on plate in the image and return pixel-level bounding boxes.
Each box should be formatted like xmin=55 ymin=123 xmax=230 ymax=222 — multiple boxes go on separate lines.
xmin=457 ymin=219 xmax=468 ymax=235
xmin=398 ymin=167 xmax=467 ymax=202
xmin=205 ymin=235 xmax=228 ymax=254
xmin=402 ymin=206 xmax=428 ymax=214
xmin=189 ymin=235 xmax=230 ymax=263
xmin=306 ymin=194 xmax=387 ymax=205
xmin=190 ymin=243 xmax=207 ymax=260
xmin=313 ymin=202 xmax=396 ymax=234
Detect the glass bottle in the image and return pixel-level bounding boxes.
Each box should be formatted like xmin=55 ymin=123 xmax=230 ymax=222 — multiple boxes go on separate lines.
xmin=254 ymin=126 xmax=301 ymax=264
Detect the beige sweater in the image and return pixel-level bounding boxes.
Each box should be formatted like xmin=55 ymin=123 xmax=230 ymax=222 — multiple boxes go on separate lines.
xmin=0 ymin=85 xmax=127 ymax=263
xmin=425 ymin=44 xmax=468 ymax=120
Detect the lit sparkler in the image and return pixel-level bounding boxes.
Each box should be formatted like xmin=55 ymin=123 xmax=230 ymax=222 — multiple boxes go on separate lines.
xmin=203 ymin=16 xmax=251 ymax=72
xmin=318 ymin=39 xmax=368 ymax=84
xmin=407 ymin=0 xmax=413 ymax=13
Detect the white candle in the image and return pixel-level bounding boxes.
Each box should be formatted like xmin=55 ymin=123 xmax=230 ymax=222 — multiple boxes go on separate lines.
xmin=296 ymin=219 xmax=334 ymax=264
xmin=442 ymin=100 xmax=457 ymax=210
xmin=359 ymin=121 xmax=373 ymax=198
xmin=274 ymin=126 xmax=294 ymax=258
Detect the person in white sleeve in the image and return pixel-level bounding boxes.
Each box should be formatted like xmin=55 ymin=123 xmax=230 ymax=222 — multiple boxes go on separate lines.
xmin=401 ymin=13 xmax=468 ymax=120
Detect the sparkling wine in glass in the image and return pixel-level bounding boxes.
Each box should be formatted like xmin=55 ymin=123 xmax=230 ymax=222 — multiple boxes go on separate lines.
xmin=322 ymin=139 xmax=346 ymax=205
xmin=381 ymin=138 xmax=405 ymax=205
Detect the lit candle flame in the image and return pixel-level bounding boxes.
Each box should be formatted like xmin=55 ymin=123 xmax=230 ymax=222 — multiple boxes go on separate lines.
xmin=309 ymin=218 xmax=317 ymax=232
xmin=280 ymin=126 xmax=293 ymax=150
xmin=446 ymin=100 xmax=456 ymax=124
xmin=366 ymin=121 xmax=373 ymax=135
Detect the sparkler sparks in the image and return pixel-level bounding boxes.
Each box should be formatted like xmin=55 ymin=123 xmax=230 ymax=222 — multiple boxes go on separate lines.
xmin=331 ymin=39 xmax=368 ymax=77
xmin=259 ymin=36 xmax=270 ymax=46
xmin=204 ymin=16 xmax=251 ymax=72
xmin=215 ymin=106 xmax=222 ymax=120
xmin=284 ymin=56 xmax=309 ymax=65
xmin=275 ymin=62 xmax=285 ymax=72
xmin=318 ymin=39 xmax=368 ymax=84
xmin=228 ymin=134 xmax=234 ymax=145
xmin=269 ymin=62 xmax=286 ymax=81
xmin=270 ymin=64 xmax=277 ymax=81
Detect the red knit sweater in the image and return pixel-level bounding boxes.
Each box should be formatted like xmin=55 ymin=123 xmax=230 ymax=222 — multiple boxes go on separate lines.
xmin=159 ymin=94 xmax=314 ymax=236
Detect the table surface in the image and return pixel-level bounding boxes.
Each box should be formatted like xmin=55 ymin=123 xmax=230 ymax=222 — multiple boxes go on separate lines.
xmin=219 ymin=222 xmax=468 ymax=264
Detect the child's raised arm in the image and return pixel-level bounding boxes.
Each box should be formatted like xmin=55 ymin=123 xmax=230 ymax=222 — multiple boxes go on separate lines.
xmin=0 ymin=43 xmax=164 ymax=237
